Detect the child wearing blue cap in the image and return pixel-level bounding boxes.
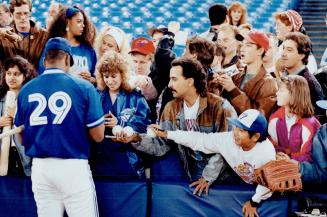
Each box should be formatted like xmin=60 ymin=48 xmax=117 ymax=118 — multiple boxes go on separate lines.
xmin=150 ymin=109 xmax=276 ymax=217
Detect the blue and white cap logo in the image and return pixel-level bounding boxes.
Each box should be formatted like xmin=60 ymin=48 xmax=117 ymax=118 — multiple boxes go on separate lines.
xmin=238 ymin=109 xmax=260 ymax=128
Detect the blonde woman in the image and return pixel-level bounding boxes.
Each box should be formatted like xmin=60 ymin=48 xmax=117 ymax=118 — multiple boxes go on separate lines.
xmin=94 ymin=25 xmax=132 ymax=89
xmin=94 ymin=25 xmax=131 ymax=60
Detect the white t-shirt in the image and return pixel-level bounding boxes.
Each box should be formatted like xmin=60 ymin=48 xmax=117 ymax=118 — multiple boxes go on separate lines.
xmin=183 ymin=96 xmax=200 ymax=120
xmin=167 ymin=130 xmax=276 ymax=203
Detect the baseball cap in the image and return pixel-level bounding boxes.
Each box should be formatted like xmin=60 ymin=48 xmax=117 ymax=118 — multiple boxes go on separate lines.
xmin=44 ymin=37 xmax=74 ymax=66
xmin=228 ymin=109 xmax=268 ymax=137
xmin=129 ymin=37 xmax=155 ymax=55
xmin=316 ymin=100 xmax=327 ymax=110
xmin=148 ymin=25 xmax=168 ymax=37
xmin=286 ymin=10 xmax=303 ymax=32
xmin=244 ymin=30 xmax=270 ymax=52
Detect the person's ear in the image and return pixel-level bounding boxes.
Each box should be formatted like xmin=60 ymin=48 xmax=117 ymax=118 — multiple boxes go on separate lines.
xmin=251 ymin=132 xmax=261 ymax=142
xmin=65 ymin=54 xmax=70 ymax=66
xmin=298 ymin=53 xmax=305 ymax=62
xmin=43 ymin=58 xmax=47 ymax=68
xmin=188 ymin=77 xmax=194 ymax=87
xmin=258 ymin=47 xmax=264 ymax=57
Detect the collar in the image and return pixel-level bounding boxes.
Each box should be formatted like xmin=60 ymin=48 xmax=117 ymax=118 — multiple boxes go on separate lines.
xmin=223 ymin=55 xmax=239 ymax=68
xmin=289 ymin=65 xmax=306 ymax=75
xmin=271 ymin=107 xmax=301 ymax=123
xmin=43 ymin=68 xmax=66 ymax=74
xmin=240 ymin=66 xmax=268 ymax=91
xmin=176 ymin=95 xmax=208 ymax=120
xmin=13 ymin=20 xmax=36 ymax=34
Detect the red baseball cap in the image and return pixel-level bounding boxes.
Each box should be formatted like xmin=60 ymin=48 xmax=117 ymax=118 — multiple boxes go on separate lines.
xmin=244 ymin=30 xmax=270 ymax=51
xmin=129 ymin=37 xmax=155 ymax=55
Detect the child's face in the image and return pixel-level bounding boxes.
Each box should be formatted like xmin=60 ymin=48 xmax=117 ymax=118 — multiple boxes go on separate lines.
xmin=233 ymin=127 xmax=257 ymax=150
xmin=276 ymin=83 xmax=290 ymax=107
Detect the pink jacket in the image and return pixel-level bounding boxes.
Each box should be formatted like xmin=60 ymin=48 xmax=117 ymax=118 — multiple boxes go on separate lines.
xmin=268 ymin=107 xmax=320 ymax=162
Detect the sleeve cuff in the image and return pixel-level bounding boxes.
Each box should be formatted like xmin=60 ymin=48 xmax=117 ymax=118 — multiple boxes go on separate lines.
xmin=86 ymin=117 xmax=104 ymax=128
xmin=229 ymin=87 xmax=242 ymax=99
xmin=250 ymin=199 xmax=260 ymax=207
xmin=251 ymin=195 xmax=261 ymax=204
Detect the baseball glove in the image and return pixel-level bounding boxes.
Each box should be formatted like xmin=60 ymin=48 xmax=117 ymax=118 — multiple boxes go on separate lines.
xmin=254 ymin=159 xmax=302 ymax=192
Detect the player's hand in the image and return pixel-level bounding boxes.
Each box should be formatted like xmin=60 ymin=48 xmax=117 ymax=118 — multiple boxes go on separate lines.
xmin=0 ymin=116 xmax=13 ymax=127
xmin=104 ymin=113 xmax=118 ymax=128
xmin=189 ymin=177 xmax=210 ymax=196
xmin=148 ymin=124 xmax=167 ymax=138
xmin=242 ymin=201 xmax=259 ymax=217
xmin=276 ymin=152 xmax=290 ymax=160
xmin=217 ymin=73 xmax=236 ymax=92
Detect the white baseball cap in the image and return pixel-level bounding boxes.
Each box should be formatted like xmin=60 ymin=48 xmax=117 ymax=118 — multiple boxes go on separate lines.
xmin=228 ymin=109 xmax=268 ymax=136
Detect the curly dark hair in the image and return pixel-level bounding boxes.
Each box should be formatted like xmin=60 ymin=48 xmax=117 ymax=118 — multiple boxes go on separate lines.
xmin=0 ymin=56 xmax=37 ymax=99
xmin=47 ymin=5 xmax=96 ymax=47
xmin=171 ymin=57 xmax=207 ymax=97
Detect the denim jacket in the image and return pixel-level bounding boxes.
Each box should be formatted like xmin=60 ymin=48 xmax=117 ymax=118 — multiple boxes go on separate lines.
xmin=300 ymin=124 xmax=327 ymax=184
xmin=99 ymin=89 xmax=151 ymax=133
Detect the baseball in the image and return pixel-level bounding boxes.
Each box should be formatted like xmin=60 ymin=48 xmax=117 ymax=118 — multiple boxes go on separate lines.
xmin=146 ymin=128 xmax=156 ymax=138
xmin=112 ymin=125 xmax=123 ymax=136
xmin=123 ymin=126 xmax=134 ymax=137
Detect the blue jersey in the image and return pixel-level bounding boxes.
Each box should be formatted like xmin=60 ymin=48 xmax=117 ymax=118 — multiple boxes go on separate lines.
xmin=14 ymin=68 xmax=104 ymax=159
xmin=38 ymin=43 xmax=97 ymax=76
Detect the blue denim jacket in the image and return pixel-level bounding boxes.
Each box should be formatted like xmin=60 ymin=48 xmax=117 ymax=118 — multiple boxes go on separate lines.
xmin=300 ymin=124 xmax=327 ymax=184
xmin=99 ymin=89 xmax=151 ymax=133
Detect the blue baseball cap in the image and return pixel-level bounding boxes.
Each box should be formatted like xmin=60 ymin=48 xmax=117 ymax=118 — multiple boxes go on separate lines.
xmin=44 ymin=37 xmax=74 ymax=66
xmin=316 ymin=100 xmax=327 ymax=110
xmin=228 ymin=109 xmax=268 ymax=137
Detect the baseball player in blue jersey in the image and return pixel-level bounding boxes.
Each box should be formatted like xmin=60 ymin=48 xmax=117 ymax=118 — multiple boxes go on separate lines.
xmin=14 ymin=37 xmax=105 ymax=217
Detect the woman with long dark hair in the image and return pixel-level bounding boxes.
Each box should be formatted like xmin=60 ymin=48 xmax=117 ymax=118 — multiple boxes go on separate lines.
xmin=0 ymin=56 xmax=36 ymax=176
xmin=38 ymin=5 xmax=97 ymax=84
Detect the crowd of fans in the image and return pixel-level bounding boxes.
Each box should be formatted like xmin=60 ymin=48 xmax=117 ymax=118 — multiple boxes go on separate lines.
xmin=0 ymin=0 xmax=326 ymax=216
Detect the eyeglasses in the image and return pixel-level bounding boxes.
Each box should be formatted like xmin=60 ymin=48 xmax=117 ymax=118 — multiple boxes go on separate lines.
xmin=14 ymin=11 xmax=31 ymax=18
